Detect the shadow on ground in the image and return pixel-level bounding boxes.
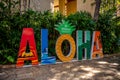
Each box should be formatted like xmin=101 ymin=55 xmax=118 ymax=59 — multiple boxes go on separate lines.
xmin=0 ymin=54 xmax=120 ymax=80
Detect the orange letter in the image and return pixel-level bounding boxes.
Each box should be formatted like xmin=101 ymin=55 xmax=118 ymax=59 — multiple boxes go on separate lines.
xmin=91 ymin=31 xmax=104 ymax=59
xmin=16 ymin=28 xmax=38 ymax=67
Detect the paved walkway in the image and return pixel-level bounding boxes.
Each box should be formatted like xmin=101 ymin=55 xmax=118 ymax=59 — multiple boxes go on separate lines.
xmin=0 ymin=54 xmax=120 ymax=80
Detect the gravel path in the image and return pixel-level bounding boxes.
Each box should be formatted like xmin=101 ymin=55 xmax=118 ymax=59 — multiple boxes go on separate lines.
xmin=0 ymin=54 xmax=120 ymax=80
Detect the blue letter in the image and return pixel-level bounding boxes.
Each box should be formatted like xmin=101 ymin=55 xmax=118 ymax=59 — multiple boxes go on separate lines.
xmin=41 ymin=29 xmax=56 ymax=65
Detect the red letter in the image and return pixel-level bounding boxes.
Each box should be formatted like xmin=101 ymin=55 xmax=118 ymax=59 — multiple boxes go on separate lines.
xmin=16 ymin=28 xmax=38 ymax=67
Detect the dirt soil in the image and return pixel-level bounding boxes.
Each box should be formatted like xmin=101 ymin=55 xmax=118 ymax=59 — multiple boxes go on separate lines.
xmin=0 ymin=53 xmax=120 ymax=80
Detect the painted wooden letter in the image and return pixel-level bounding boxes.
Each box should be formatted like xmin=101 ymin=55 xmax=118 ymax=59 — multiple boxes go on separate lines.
xmin=91 ymin=31 xmax=104 ymax=59
xmin=77 ymin=30 xmax=91 ymax=60
xmin=16 ymin=28 xmax=38 ymax=67
xmin=56 ymin=34 xmax=76 ymax=62
xmin=55 ymin=20 xmax=76 ymax=62
xmin=41 ymin=29 xmax=56 ymax=64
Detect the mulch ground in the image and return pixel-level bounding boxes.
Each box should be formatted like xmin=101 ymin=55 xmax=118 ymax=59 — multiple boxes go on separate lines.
xmin=0 ymin=53 xmax=120 ymax=80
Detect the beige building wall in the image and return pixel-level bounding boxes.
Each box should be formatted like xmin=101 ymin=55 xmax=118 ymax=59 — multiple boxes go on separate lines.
xmin=19 ymin=0 xmax=96 ymax=16
xmin=77 ymin=0 xmax=96 ymax=17
xmin=30 ymin=0 xmax=53 ymax=12
xmin=0 ymin=0 xmax=95 ymax=16
xmin=54 ymin=0 xmax=95 ymax=16
xmin=20 ymin=0 xmax=54 ymax=12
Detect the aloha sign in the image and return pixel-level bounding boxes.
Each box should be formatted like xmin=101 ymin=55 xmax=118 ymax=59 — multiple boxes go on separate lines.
xmin=16 ymin=20 xmax=103 ymax=67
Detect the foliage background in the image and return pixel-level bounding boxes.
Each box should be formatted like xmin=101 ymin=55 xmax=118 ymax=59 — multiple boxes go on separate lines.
xmin=0 ymin=0 xmax=120 ymax=64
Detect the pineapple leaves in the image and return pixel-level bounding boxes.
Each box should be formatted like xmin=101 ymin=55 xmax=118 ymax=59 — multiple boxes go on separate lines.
xmin=55 ymin=20 xmax=75 ymax=35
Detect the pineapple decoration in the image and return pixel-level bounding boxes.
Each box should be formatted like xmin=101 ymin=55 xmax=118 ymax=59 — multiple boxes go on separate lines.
xmin=55 ymin=20 xmax=76 ymax=62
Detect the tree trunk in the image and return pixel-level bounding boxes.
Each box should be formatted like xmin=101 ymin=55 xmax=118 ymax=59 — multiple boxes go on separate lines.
xmin=94 ymin=0 xmax=101 ymax=21
xmin=28 ymin=0 xmax=30 ymax=9
xmin=8 ymin=0 xmax=11 ymax=15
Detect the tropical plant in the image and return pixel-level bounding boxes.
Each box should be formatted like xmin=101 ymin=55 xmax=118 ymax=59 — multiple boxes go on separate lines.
xmin=0 ymin=0 xmax=19 ymax=64
xmin=97 ymin=8 xmax=117 ymax=54
xmin=55 ymin=20 xmax=75 ymax=35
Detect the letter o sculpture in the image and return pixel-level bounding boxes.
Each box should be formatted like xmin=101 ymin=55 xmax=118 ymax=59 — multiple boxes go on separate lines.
xmin=55 ymin=34 xmax=76 ymax=62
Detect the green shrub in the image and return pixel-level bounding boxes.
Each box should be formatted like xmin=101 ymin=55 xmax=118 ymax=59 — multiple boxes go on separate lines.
xmin=97 ymin=9 xmax=118 ymax=54
xmin=0 ymin=9 xmax=65 ymax=64
xmin=0 ymin=0 xmax=19 ymax=64
xmin=67 ymin=11 xmax=96 ymax=31
xmin=114 ymin=17 xmax=120 ymax=52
